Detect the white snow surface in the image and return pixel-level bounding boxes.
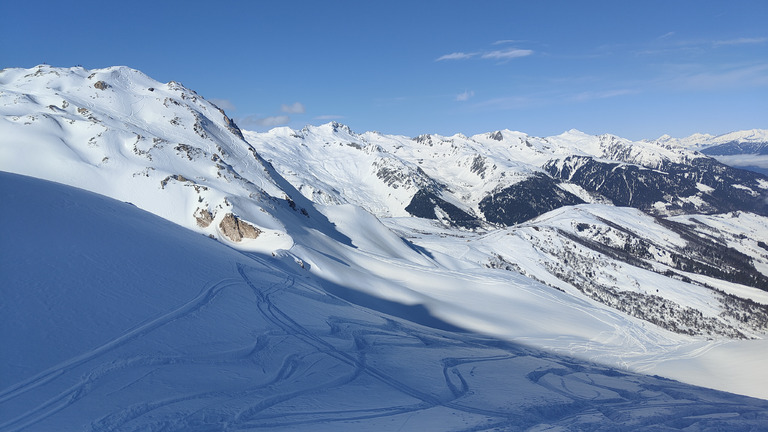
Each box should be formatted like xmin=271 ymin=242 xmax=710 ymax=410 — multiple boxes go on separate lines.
xmin=243 ymin=125 xmax=703 ymax=219
xmin=2 ymin=171 xmax=768 ymax=431
xmin=650 ymin=129 xmax=768 ymax=152
xmin=2 ymin=65 xmax=768 ymax=424
xmin=0 ymin=65 xmax=295 ymax=252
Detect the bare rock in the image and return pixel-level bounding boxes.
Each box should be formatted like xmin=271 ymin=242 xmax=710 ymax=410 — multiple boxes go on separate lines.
xmin=93 ymin=80 xmax=109 ymax=90
xmin=194 ymin=208 xmax=214 ymax=228
xmin=219 ymin=213 xmax=261 ymax=242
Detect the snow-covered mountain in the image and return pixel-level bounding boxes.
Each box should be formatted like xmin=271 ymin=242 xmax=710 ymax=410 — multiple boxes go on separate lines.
xmin=650 ymin=129 xmax=768 ymax=177
xmin=245 ymin=124 xmax=768 ymax=226
xmin=3 ymin=65 xmax=768 ymax=428
xmin=0 ymin=64 xmax=316 ymax=252
xmin=652 ymin=129 xmax=768 ymax=153
xmin=241 ymin=120 xmax=768 ymax=339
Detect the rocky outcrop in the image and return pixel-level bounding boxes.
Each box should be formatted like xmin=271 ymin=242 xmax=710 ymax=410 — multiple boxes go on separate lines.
xmin=405 ymin=189 xmax=481 ymax=228
xmin=219 ymin=213 xmax=261 ymax=242
xmin=194 ymin=207 xmax=214 ymax=228
xmin=544 ymin=156 xmax=768 ymax=216
xmin=479 ymin=174 xmax=584 ymax=225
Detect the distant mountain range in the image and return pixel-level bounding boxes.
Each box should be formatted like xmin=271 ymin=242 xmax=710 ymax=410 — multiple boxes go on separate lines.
xmin=650 ymin=129 xmax=768 ymax=176
xmin=2 ymin=65 xmax=768 ymax=423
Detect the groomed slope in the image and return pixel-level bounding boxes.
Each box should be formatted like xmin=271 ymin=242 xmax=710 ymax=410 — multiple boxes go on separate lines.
xmin=3 ymin=171 xmax=768 ymax=431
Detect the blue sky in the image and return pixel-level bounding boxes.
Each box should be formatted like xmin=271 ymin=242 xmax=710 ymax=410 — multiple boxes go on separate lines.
xmin=3 ymin=1 xmax=767 ymax=139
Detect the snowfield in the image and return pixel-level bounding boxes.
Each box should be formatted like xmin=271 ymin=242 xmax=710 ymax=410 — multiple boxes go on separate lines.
xmin=3 ymin=65 xmax=768 ymax=430
xmin=2 ymin=172 xmax=768 ymax=431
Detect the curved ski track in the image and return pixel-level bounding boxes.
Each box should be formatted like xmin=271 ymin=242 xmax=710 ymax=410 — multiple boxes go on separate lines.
xmin=1 ymin=263 xmax=767 ymax=431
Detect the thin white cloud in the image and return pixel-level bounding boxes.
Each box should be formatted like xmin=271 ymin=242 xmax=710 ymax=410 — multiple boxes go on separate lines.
xmin=281 ymin=102 xmax=305 ymax=114
xmin=714 ymin=37 xmax=768 ymax=47
xmin=492 ymin=39 xmax=521 ymax=45
xmin=569 ymin=89 xmax=638 ymax=102
xmin=678 ymin=64 xmax=768 ymax=89
xmin=209 ymin=98 xmax=236 ymax=111
xmin=238 ymin=115 xmax=290 ymax=128
xmin=456 ymin=90 xmax=475 ymax=101
xmin=658 ymin=31 xmax=676 ymax=40
xmin=436 ymin=52 xmax=476 ymax=61
xmin=315 ymin=114 xmax=345 ymax=120
xmin=437 ymin=47 xmax=533 ymax=62
xmin=481 ymin=48 xmax=534 ymax=60
xmin=472 ymin=95 xmax=546 ymax=110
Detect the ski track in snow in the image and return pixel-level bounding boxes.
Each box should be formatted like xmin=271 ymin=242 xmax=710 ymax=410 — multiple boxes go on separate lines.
xmin=3 ymin=259 xmax=768 ymax=431
xmin=0 ymin=278 xmax=242 ymax=430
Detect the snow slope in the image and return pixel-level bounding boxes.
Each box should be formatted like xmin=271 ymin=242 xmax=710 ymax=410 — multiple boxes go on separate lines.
xmin=3 ymin=171 xmax=768 ymax=431
xmin=0 ymin=65 xmax=299 ymax=252
xmin=2 ymin=65 xmax=768 ymax=405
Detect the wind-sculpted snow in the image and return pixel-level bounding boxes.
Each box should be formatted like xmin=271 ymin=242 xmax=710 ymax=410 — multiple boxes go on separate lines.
xmin=3 ymin=172 xmax=768 ymax=431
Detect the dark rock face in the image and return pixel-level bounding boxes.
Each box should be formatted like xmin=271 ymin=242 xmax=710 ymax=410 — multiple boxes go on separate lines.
xmin=405 ymin=190 xmax=480 ymax=228
xmin=702 ymin=141 xmax=768 ymax=156
xmin=479 ymin=174 xmax=584 ymax=225
xmin=488 ymin=131 xmax=504 ymax=141
xmin=684 ymin=158 xmax=768 ymax=215
xmin=215 ymin=107 xmax=245 ymax=141
xmin=544 ymin=156 xmax=768 ymax=216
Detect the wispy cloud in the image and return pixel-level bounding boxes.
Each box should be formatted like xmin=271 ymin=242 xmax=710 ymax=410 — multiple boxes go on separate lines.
xmin=481 ymin=48 xmax=534 ymax=60
xmin=281 ymin=102 xmax=305 ymax=114
xmin=676 ymin=64 xmax=768 ymax=89
xmin=472 ymin=94 xmax=548 ymax=110
xmin=436 ymin=52 xmax=477 ymax=61
xmin=658 ymin=31 xmax=676 ymax=40
xmin=568 ymin=89 xmax=638 ymax=102
xmin=315 ymin=114 xmax=345 ymax=120
xmin=471 ymin=85 xmax=640 ymax=112
xmin=209 ymin=98 xmax=236 ymax=111
xmin=237 ymin=115 xmax=291 ymax=128
xmin=713 ymin=37 xmax=768 ymax=47
xmin=437 ymin=44 xmax=534 ymax=62
xmin=456 ymin=90 xmax=475 ymax=101
xmin=638 ymin=36 xmax=767 ymax=56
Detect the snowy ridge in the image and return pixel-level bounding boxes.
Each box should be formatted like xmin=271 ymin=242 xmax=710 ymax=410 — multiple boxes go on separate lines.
xmin=0 ymin=65 xmax=302 ymax=251
xmin=649 ymin=129 xmax=768 ymax=179
xmin=652 ymin=128 xmax=768 ymax=151
xmin=3 ymin=65 xmax=768 ymax=409
xmin=244 ymin=125 xmax=709 ymax=224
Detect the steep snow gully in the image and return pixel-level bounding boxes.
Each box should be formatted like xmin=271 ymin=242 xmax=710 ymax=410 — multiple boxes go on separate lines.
xmin=2 ymin=173 xmax=768 ymax=431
